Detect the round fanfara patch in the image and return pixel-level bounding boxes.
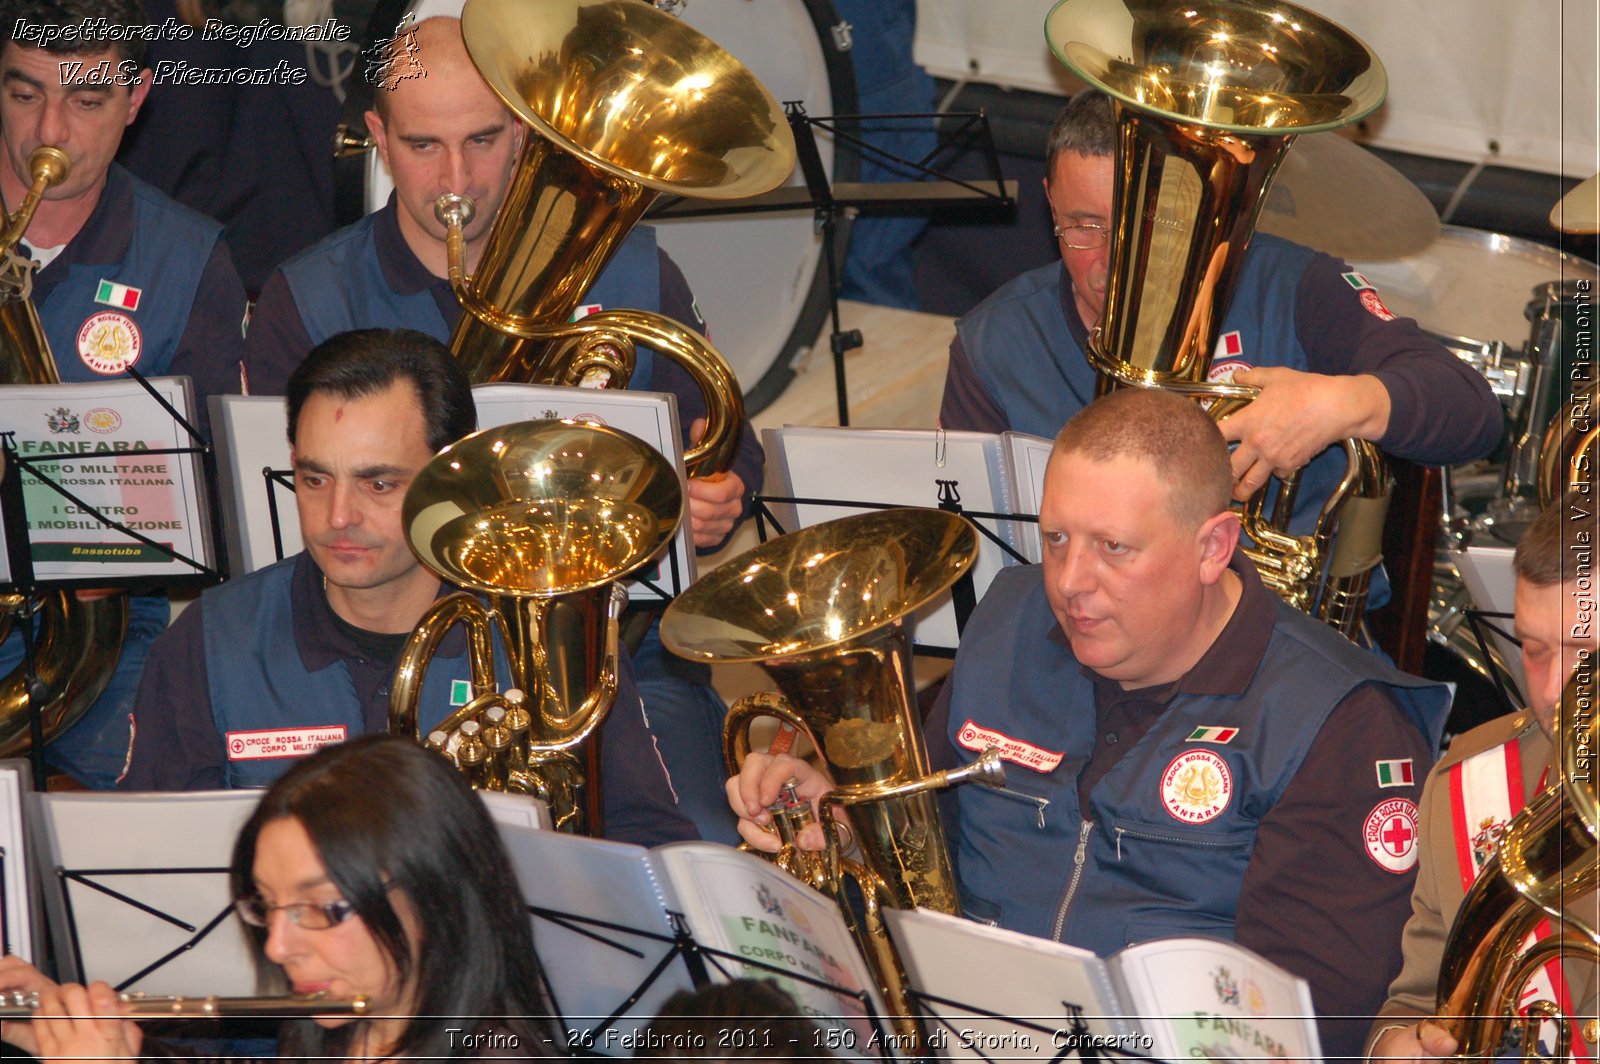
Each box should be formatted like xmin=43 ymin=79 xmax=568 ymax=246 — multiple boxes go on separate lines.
xmin=77 ymin=311 xmax=142 ymax=374
xmin=1161 ymin=749 xmax=1233 ymax=823
xmin=1207 ymin=359 xmax=1251 ymax=385
xmin=84 ymin=407 xmax=122 ymax=434
xmin=1364 ymin=798 xmax=1419 ymax=873
xmin=1359 ymin=289 xmax=1396 ymax=322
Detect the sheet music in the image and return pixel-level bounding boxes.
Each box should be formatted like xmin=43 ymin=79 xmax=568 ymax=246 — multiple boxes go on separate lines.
xmin=40 ymin=790 xmax=261 ymax=995
xmin=0 ymin=378 xmax=213 ymax=584
xmin=0 ymin=761 xmax=31 ymax=961
xmin=1002 ymin=431 xmax=1053 ymax=564
xmin=763 ymin=426 xmax=1023 ymax=652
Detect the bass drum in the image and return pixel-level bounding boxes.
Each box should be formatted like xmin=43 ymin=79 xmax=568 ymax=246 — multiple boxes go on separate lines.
xmin=362 ymin=0 xmax=859 ymax=415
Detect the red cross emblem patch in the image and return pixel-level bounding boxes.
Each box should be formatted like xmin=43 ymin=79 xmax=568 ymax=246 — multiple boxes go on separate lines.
xmin=1364 ymin=797 xmax=1419 ymax=874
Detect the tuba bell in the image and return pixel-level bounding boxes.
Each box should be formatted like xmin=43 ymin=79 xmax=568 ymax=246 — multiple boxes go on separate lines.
xmin=0 ymin=146 xmax=128 ymax=756
xmin=434 ymin=0 xmax=797 ymax=475
xmin=1431 ymin=658 xmax=1598 ymax=1059
xmin=1044 ymin=0 xmax=1393 ymax=637
xmin=660 ymin=508 xmax=1006 ymax=1049
xmin=389 ymin=419 xmax=683 ymax=833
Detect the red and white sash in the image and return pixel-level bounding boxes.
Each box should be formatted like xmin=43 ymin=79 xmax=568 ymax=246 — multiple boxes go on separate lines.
xmin=1449 ymin=738 xmax=1590 ymax=1060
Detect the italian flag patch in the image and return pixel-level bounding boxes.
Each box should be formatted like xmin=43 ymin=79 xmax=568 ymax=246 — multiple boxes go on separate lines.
xmin=1341 ymin=271 xmax=1375 ymax=292
xmin=1375 ymin=758 xmax=1415 ymax=788
xmin=95 ymin=279 xmax=141 ymax=311
xmin=1186 ymin=725 xmax=1238 ymax=744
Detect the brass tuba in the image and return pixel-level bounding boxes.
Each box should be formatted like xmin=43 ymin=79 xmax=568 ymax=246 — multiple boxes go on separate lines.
xmin=1538 ymin=382 xmax=1598 ymax=511
xmin=0 ymin=147 xmax=128 ymax=756
xmin=436 ymin=0 xmax=797 ymax=475
xmin=1431 ymin=659 xmax=1598 ymax=1058
xmin=1044 ymin=0 xmax=1393 ymax=637
xmin=660 ymin=509 xmax=1006 ymax=1048
xmin=389 ymin=419 xmax=683 ymax=833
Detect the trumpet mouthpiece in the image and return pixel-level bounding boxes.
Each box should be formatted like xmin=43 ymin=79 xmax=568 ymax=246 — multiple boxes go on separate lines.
xmin=434 ymin=193 xmax=476 ymax=229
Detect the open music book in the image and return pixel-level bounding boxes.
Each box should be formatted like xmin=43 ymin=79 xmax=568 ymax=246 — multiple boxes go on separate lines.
xmin=494 ymin=828 xmax=896 ymax=1059
xmin=884 ymin=908 xmax=1323 ymax=1062
xmin=762 ymin=426 xmax=1053 ymax=652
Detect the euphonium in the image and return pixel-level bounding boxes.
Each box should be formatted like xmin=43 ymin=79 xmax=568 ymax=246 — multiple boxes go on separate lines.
xmin=1431 ymin=659 xmax=1598 ymax=1059
xmin=0 ymin=146 xmax=128 ymax=756
xmin=1538 ymin=383 xmax=1598 ymax=510
xmin=435 ymin=0 xmax=796 ymax=475
xmin=660 ymin=509 xmax=1007 ymax=1048
xmin=1045 ymin=0 xmax=1392 ymax=637
xmin=389 ymin=419 xmax=682 ymax=833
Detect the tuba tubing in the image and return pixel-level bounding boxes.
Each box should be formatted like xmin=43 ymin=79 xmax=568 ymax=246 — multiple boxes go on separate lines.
xmin=1430 ymin=661 xmax=1599 ymax=1058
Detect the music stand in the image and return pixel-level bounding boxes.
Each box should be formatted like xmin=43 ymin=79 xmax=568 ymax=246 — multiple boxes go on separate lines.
xmin=495 ymin=824 xmax=897 ymax=1059
xmin=0 ymin=372 xmax=224 ymax=787
xmin=34 ymin=788 xmax=261 ymax=994
xmin=649 ymin=106 xmax=1016 ymax=425
xmin=210 ymin=386 xmax=694 ymax=603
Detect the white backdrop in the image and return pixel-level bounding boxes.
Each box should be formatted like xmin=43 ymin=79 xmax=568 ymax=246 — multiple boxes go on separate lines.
xmin=913 ymin=0 xmax=1599 ymax=178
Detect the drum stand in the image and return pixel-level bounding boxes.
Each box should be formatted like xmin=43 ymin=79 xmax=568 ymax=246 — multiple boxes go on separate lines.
xmin=650 ymin=104 xmax=1016 ymax=425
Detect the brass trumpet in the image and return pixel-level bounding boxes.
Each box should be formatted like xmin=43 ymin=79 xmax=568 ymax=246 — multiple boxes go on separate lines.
xmin=390 ymin=419 xmax=683 ymax=833
xmin=0 ymin=990 xmax=369 ymax=1019
xmin=434 ymin=0 xmax=797 ymax=476
xmin=660 ymin=508 xmax=1007 ymax=1049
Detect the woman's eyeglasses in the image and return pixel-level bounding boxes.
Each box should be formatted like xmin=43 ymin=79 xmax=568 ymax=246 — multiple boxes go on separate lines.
xmin=1051 ymin=222 xmax=1108 ymax=250
xmin=234 ymin=895 xmax=358 ymax=930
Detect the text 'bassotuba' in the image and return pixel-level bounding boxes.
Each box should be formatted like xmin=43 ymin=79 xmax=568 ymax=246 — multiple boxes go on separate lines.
xmin=438 ymin=0 xmax=796 ymax=474
xmin=390 ymin=420 xmax=683 ymax=834
xmin=1045 ymin=0 xmax=1391 ymax=637
xmin=660 ymin=509 xmax=1006 ymax=1049
xmin=0 ymin=146 xmax=128 ymax=756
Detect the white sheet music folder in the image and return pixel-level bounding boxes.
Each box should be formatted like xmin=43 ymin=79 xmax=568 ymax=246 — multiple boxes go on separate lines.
xmin=763 ymin=425 xmax=1026 ymax=652
xmin=495 ymin=826 xmax=894 ymax=1059
xmin=39 ymin=789 xmax=261 ymax=995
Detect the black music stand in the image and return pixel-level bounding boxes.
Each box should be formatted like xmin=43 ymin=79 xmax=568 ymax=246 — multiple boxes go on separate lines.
xmin=0 ymin=371 xmax=226 ymax=788
xmin=649 ymin=106 xmax=1015 ymax=425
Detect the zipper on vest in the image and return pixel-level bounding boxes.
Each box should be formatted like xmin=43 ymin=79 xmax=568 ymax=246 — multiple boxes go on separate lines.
xmin=1050 ymin=819 xmax=1094 ymax=941
xmin=1114 ymin=824 xmax=1246 ymax=854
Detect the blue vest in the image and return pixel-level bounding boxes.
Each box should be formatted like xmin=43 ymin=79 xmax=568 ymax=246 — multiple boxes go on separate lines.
xmin=39 ymin=172 xmax=221 ymax=382
xmin=945 ymin=565 xmax=1449 ymax=951
xmin=281 ymin=211 xmax=663 ymax=389
xmin=200 ymin=558 xmax=477 ymax=789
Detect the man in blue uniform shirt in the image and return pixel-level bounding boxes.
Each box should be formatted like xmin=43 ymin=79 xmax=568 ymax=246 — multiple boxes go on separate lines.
xmin=940 ymin=91 xmax=1501 ymax=530
xmin=242 ymin=16 xmax=756 ymax=842
xmin=123 ymin=328 xmax=695 ymax=848
xmin=730 ymin=388 xmax=1453 ymax=1058
xmin=0 ymin=0 xmax=248 ymax=787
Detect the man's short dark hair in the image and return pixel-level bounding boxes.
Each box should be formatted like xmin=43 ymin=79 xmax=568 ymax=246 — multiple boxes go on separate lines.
xmin=285 ymin=328 xmax=476 ymax=454
xmin=1045 ymin=90 xmax=1114 ymax=171
xmin=1515 ymin=493 xmax=1596 ymax=587
xmin=1054 ymin=388 xmax=1233 ymax=530
xmin=3 ymin=0 xmax=151 ymax=69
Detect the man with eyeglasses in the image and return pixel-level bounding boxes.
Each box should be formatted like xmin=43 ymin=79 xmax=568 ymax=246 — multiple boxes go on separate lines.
xmin=940 ymin=92 xmax=1500 ymax=543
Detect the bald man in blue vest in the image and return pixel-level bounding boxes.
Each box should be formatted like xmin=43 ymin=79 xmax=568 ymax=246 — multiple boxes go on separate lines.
xmin=731 ymin=388 xmax=1454 ymax=1058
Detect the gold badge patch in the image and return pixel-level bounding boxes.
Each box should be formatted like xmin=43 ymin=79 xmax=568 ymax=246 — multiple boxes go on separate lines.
xmin=76 ymin=311 xmax=142 ymax=374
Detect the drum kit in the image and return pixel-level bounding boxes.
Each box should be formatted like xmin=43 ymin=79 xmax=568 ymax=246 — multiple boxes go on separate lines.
xmin=1341 ymin=170 xmax=1600 ymax=709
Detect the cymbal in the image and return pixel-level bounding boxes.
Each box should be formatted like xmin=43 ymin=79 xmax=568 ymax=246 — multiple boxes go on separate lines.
xmin=1259 ymin=132 xmax=1440 ymax=260
xmin=1551 ymin=173 xmax=1599 ymax=234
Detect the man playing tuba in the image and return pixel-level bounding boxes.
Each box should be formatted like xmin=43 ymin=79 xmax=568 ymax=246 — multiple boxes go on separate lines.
xmin=731 ymin=388 xmax=1453 ymax=1060
xmin=242 ymin=15 xmax=758 ymax=843
xmin=1367 ymin=495 xmax=1598 ymax=1060
xmin=121 ymin=327 xmax=696 ymax=847
xmin=939 ymin=92 xmax=1503 ymax=608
